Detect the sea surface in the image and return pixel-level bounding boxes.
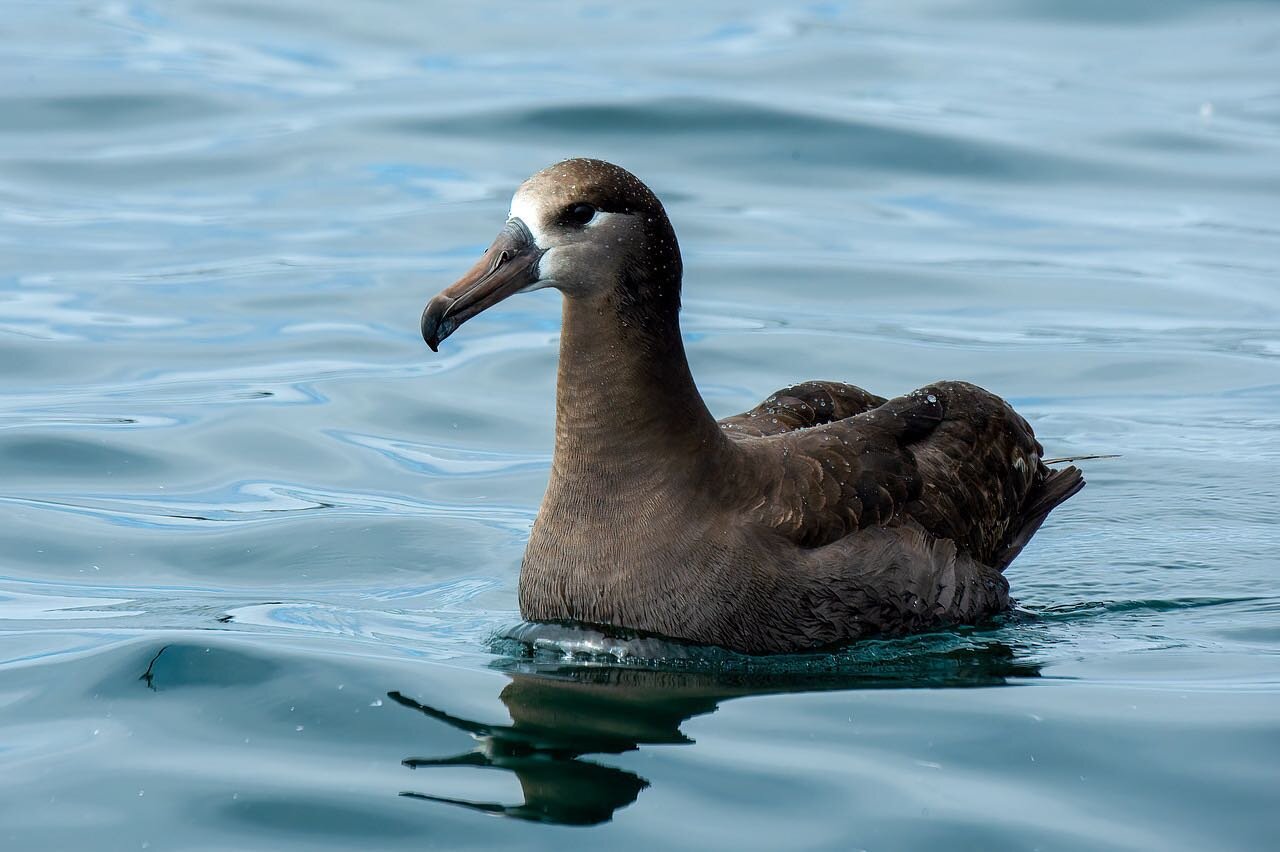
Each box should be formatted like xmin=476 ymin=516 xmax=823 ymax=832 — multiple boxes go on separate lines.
xmin=2 ymin=1 xmax=1279 ymax=849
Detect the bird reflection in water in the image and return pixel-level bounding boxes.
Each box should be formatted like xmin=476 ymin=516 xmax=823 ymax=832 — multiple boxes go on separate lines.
xmin=391 ymin=623 xmax=1041 ymax=826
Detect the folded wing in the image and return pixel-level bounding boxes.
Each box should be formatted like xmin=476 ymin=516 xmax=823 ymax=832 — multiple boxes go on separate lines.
xmin=731 ymin=380 xmax=1079 ymax=567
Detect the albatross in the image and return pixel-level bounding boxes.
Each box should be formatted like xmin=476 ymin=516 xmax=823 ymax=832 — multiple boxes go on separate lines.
xmin=420 ymin=158 xmax=1084 ymax=655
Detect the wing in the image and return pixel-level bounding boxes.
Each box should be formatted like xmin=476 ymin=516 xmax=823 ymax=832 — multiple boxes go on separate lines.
xmin=734 ymin=388 xmax=945 ymax=547
xmin=735 ymin=380 xmax=1066 ymax=565
xmin=718 ymin=381 xmax=885 ymax=438
xmin=903 ymin=381 xmax=1078 ymax=565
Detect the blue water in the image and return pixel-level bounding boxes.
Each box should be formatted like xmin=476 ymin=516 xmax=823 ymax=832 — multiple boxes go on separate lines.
xmin=3 ymin=1 xmax=1279 ymax=848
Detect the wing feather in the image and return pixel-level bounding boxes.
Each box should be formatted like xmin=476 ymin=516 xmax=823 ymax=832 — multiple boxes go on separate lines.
xmin=736 ymin=389 xmax=944 ymax=547
xmin=732 ymin=381 xmax=1056 ymax=566
xmin=718 ymin=381 xmax=885 ymax=437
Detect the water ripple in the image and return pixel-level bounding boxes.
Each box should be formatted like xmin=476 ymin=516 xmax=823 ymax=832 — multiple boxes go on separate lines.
xmin=3 ymin=0 xmax=1279 ymax=848
xmin=0 ymin=482 xmax=535 ymax=531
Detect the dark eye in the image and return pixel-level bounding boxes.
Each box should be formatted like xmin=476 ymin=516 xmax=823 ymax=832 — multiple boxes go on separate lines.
xmin=564 ymin=202 xmax=596 ymax=226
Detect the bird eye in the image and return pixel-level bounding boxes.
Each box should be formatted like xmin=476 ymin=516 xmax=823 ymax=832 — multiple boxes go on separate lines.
xmin=564 ymin=202 xmax=596 ymax=226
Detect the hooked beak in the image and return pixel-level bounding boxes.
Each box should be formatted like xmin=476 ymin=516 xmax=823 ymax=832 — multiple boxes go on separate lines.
xmin=421 ymin=218 xmax=544 ymax=351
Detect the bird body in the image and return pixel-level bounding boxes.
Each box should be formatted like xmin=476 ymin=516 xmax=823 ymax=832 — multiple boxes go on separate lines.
xmin=421 ymin=158 xmax=1083 ymax=654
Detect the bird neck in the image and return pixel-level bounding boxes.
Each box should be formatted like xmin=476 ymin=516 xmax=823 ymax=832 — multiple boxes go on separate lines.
xmin=548 ymin=284 xmax=727 ymax=496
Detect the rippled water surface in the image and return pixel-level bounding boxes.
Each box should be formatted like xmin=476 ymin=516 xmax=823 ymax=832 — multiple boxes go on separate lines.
xmin=3 ymin=1 xmax=1280 ymax=849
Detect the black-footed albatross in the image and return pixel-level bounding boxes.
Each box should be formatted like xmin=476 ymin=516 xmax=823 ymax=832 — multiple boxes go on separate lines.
xmin=420 ymin=158 xmax=1084 ymax=655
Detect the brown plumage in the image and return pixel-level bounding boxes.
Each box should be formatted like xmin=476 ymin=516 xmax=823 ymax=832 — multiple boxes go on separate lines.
xmin=420 ymin=158 xmax=1084 ymax=655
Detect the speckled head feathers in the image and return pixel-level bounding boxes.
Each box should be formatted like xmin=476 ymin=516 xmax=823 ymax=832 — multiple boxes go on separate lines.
xmin=511 ymin=158 xmax=666 ymax=227
xmin=505 ymin=159 xmax=683 ymax=313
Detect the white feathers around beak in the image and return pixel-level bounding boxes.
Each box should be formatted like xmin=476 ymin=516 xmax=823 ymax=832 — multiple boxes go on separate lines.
xmin=508 ymin=189 xmax=621 ymax=294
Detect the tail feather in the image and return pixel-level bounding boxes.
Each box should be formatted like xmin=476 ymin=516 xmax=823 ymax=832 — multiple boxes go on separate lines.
xmin=1043 ymin=454 xmax=1120 ymax=465
xmin=993 ymin=465 xmax=1085 ymax=571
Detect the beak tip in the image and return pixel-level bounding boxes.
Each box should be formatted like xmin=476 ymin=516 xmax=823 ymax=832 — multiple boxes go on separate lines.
xmin=421 ymin=302 xmax=447 ymax=352
xmin=421 ymin=317 xmax=453 ymax=353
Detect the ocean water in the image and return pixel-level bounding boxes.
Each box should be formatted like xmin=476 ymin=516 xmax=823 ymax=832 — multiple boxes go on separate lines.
xmin=2 ymin=1 xmax=1279 ymax=849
